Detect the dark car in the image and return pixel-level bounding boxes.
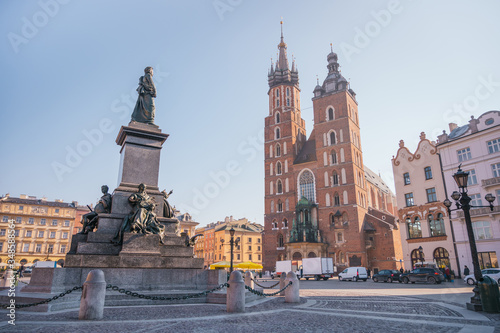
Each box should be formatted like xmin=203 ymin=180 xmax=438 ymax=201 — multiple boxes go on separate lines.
xmin=400 ymin=268 xmax=445 ymax=284
xmin=372 ymin=270 xmax=401 ymax=283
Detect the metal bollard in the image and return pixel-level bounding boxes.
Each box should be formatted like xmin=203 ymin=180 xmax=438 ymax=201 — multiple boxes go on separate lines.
xmin=227 ymin=271 xmax=245 ymax=313
xmin=79 ymin=270 xmax=106 ymax=320
xmin=279 ymin=273 xmax=286 ymax=296
xmin=285 ymin=271 xmax=300 ymax=303
xmin=245 ymin=271 xmax=254 ymax=290
xmin=0 ymin=269 xmax=14 ymax=288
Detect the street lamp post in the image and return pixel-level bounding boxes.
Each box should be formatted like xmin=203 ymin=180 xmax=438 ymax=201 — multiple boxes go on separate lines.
xmin=229 ymin=227 xmax=240 ymax=273
xmin=443 ymin=166 xmax=496 ymax=311
xmin=418 ymin=246 xmax=424 ymax=266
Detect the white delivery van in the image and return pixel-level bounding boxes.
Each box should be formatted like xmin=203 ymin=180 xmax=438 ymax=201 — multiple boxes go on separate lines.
xmin=271 ymin=260 xmax=292 ymax=279
xmin=301 ymin=258 xmax=334 ymax=281
xmin=338 ymin=267 xmax=368 ymax=282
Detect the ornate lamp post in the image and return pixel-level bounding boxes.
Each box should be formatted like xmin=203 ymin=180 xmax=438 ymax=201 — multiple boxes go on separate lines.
xmin=443 ymin=166 xmax=496 ymax=311
xmin=229 ymin=227 xmax=240 ymax=273
xmin=418 ymin=246 xmax=424 ymax=266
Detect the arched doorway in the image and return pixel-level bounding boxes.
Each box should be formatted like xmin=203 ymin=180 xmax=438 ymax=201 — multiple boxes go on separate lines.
xmin=57 ymin=259 xmax=65 ymax=267
xmin=292 ymin=252 xmax=302 ymax=261
xmin=20 ymin=259 xmax=28 ymax=265
xmin=411 ymin=249 xmax=424 ymax=268
xmin=307 ymin=252 xmax=316 ymax=258
xmin=433 ymin=247 xmax=450 ymax=269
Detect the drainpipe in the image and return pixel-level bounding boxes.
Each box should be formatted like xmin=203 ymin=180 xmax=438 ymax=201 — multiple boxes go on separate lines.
xmin=437 ymin=151 xmax=462 ymax=278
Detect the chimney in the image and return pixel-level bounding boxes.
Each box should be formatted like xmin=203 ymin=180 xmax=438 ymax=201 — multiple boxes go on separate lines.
xmin=20 ymin=194 xmax=28 ymax=199
xmin=449 ymin=123 xmax=458 ymax=132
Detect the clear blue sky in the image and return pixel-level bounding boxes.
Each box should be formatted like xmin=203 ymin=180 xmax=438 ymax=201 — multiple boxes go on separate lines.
xmin=1 ymin=1 xmax=499 ymax=227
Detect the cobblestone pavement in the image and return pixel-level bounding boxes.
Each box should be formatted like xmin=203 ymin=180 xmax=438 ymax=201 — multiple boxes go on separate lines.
xmin=1 ymin=279 xmax=499 ymax=332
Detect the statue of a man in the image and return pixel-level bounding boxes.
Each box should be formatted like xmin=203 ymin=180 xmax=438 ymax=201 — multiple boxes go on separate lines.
xmin=131 ymin=67 xmax=156 ymax=124
xmin=161 ymin=189 xmax=174 ymax=218
xmin=80 ymin=185 xmax=112 ymax=234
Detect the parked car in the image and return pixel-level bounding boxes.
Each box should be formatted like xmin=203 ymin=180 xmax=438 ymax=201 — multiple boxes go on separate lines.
xmin=338 ymin=267 xmax=368 ymax=282
xmin=372 ymin=270 xmax=401 ymax=283
xmin=400 ymin=268 xmax=445 ymax=284
xmin=463 ymin=268 xmax=500 ymax=285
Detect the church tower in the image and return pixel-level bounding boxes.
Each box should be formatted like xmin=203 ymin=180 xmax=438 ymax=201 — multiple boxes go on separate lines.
xmin=263 ymin=23 xmax=306 ymax=270
xmin=311 ymin=45 xmax=369 ymax=267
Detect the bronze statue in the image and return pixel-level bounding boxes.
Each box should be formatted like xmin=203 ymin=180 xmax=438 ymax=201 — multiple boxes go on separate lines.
xmin=161 ymin=189 xmax=174 ymax=218
xmin=131 ymin=67 xmax=156 ymax=124
xmin=79 ymin=185 xmax=112 ymax=234
xmin=112 ymin=183 xmax=164 ymax=245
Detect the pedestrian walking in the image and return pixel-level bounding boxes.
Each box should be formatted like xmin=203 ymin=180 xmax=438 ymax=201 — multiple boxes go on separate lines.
xmin=463 ymin=265 xmax=470 ymax=276
xmin=444 ymin=266 xmax=450 ymax=282
xmin=367 ymin=268 xmax=371 ymax=278
xmin=19 ymin=264 xmax=25 ymax=278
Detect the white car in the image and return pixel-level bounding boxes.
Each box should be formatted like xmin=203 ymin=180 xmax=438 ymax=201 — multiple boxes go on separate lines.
xmin=463 ymin=268 xmax=500 ymax=285
xmin=338 ymin=267 xmax=368 ymax=282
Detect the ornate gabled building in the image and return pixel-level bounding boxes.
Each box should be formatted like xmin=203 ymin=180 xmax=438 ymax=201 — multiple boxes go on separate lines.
xmin=263 ymin=24 xmax=402 ymax=274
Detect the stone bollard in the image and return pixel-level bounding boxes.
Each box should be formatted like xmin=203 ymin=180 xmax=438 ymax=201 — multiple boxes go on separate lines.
xmin=244 ymin=271 xmax=254 ymax=290
xmin=1 ymin=269 xmax=14 ymax=288
xmin=227 ymin=271 xmax=245 ymax=313
xmin=285 ymin=271 xmax=300 ymax=303
xmin=279 ymin=273 xmax=287 ymax=296
xmin=79 ymin=270 xmax=106 ymax=320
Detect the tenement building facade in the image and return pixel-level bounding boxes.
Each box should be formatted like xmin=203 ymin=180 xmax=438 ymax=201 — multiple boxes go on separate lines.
xmin=263 ymin=26 xmax=402 ymax=274
xmin=0 ymin=194 xmax=77 ymax=266
xmin=392 ymin=132 xmax=458 ymax=273
xmin=437 ymin=111 xmax=500 ymax=272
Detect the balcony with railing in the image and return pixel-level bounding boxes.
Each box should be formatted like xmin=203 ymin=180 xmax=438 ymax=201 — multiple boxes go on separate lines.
xmin=456 ymin=205 xmax=500 ymax=218
xmin=482 ymin=177 xmax=500 ymax=188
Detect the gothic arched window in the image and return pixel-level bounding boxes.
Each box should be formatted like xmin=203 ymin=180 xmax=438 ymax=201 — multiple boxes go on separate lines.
xmin=276 ymin=161 xmax=282 ymax=175
xmin=277 ymin=180 xmax=283 ymax=194
xmin=328 ymin=107 xmax=334 ymax=121
xmin=298 ymin=170 xmax=315 ymax=202
xmin=330 ymin=131 xmax=336 ymax=145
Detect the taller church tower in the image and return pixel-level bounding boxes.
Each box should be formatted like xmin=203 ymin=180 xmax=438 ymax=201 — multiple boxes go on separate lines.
xmin=263 ymin=23 xmax=306 ymax=270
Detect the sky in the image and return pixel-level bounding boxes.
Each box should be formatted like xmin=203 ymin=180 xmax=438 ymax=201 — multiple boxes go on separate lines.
xmin=1 ymin=1 xmax=500 ymax=227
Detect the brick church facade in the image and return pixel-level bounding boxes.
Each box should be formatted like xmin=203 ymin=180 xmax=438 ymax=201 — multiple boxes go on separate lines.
xmin=263 ymin=26 xmax=403 ymax=274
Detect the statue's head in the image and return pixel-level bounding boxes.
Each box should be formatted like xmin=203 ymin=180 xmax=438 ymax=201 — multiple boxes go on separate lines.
xmin=144 ymin=67 xmax=153 ymax=75
xmin=101 ymin=185 xmax=109 ymax=193
xmin=138 ymin=183 xmax=147 ymax=192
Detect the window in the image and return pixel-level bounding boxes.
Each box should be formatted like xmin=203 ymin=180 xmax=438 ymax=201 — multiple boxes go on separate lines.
xmin=277 ymin=180 xmax=283 ymax=194
xmin=286 ymin=87 xmax=290 ymax=96
xmin=332 ymin=171 xmax=339 ymax=186
xmin=2 ymin=216 xmax=7 ymax=223
xmin=277 ymin=200 xmax=283 ymax=212
xmin=408 ymin=216 xmax=422 ymax=239
xmin=337 ymin=232 xmax=343 ymax=242
xmin=276 ymin=89 xmax=279 ymax=97
xmin=40 ymin=219 xmax=46 ymax=225
xmin=276 ymin=162 xmax=282 ymax=175
xmin=16 ymin=217 xmax=21 ymax=223
xmin=258 ymin=246 xmax=261 ymax=251
xmin=0 ymin=229 xmax=5 ymax=236
xmin=249 ymin=254 xmax=252 ymax=261
xmin=275 ymin=112 xmax=280 ymax=124
xmin=276 ymin=99 xmax=280 ymax=107
xmin=472 ymin=221 xmax=492 ymax=240
xmin=331 ymin=150 xmax=337 ymax=165
xmin=25 ymin=230 xmax=32 ymax=237
xmin=47 ymin=244 xmax=54 ymax=253
xmin=299 ymin=170 xmax=315 ymax=202
xmin=492 ymin=163 xmax=500 ymax=177
xmin=38 ymin=231 xmax=44 ymax=238
xmin=62 ymin=232 xmax=68 ymax=239
xmin=286 ymin=98 xmax=290 ymax=106
xmin=328 ymin=108 xmax=334 ymax=121
xmin=487 ymin=138 xmax=500 ymax=154
xmin=248 ymin=246 xmax=252 ymax=251
xmin=276 ymin=143 xmax=281 ymax=157
xmin=424 ymin=167 xmax=432 ymax=180
xmin=258 ymin=254 xmax=261 ymax=260
xmin=426 ymin=188 xmax=437 ymax=202
xmin=60 ymin=244 xmax=66 ymax=253
xmin=467 ymin=169 xmax=478 ymax=185
xmin=478 ymin=252 xmax=498 ymax=269
xmin=334 ymin=193 xmax=340 ymax=206
xmin=282 ymin=218 xmax=288 ymax=228
xmin=50 ymin=232 xmax=56 ymax=239
xmin=405 ymin=193 xmax=414 ymax=207
xmin=22 ymin=244 xmax=30 ymax=252
xmin=457 ymin=148 xmax=471 ymax=162
xmin=35 ymin=244 xmax=42 ymax=253
xmin=257 ymin=238 xmax=261 ymax=243
xmin=55 ymin=208 xmax=59 ymax=213
xmin=433 ymin=247 xmax=450 ymax=268
xmin=237 ymin=254 xmax=240 ymax=260
xmin=14 ymin=230 xmax=19 ymax=237
xmin=0 ymin=243 xmax=3 ymax=251
xmin=429 ymin=213 xmax=445 ymax=237
xmin=470 ymin=194 xmax=483 ymax=207
xmin=19 ymin=205 xmax=24 ymax=210
xmin=403 ymin=173 xmax=410 ymax=185
xmin=497 ymin=189 xmax=500 ymax=203
xmin=275 ymin=128 xmax=280 ymax=140
xmin=277 ymin=234 xmax=284 ymax=248
xmin=329 ymin=132 xmax=336 ymax=145
xmin=64 ymin=220 xmax=70 ymax=227
xmin=52 ymin=220 xmax=58 ymax=226
xmin=28 ymin=217 xmax=34 ymax=224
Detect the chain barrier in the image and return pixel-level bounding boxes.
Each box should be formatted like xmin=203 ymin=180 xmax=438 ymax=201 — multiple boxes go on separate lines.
xmin=0 ymin=286 xmax=83 ymax=309
xmin=250 ymin=277 xmax=280 ymax=289
xmin=105 ymin=283 xmax=229 ymax=301
xmin=244 ymin=281 xmax=292 ymax=297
